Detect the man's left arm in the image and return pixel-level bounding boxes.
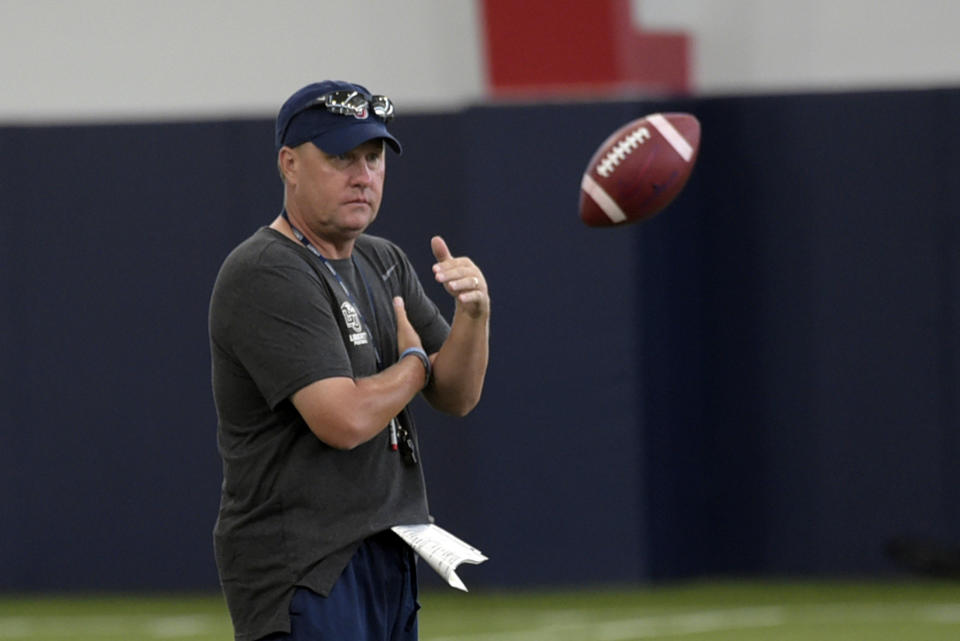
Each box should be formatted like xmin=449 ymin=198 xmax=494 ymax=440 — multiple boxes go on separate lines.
xmin=422 ymin=235 xmax=490 ymax=416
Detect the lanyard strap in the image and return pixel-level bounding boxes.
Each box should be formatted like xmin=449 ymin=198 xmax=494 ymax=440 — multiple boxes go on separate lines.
xmin=281 ymin=210 xmax=383 ymax=369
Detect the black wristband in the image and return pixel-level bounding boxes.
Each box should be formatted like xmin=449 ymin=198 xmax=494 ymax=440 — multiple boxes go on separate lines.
xmin=399 ymin=347 xmax=431 ymax=387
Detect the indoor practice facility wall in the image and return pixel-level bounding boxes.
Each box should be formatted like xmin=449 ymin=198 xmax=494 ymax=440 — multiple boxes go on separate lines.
xmin=1 ymin=87 xmax=957 ymax=590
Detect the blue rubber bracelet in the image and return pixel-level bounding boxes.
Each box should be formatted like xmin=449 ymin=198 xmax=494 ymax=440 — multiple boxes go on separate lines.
xmin=400 ymin=347 xmax=431 ymax=387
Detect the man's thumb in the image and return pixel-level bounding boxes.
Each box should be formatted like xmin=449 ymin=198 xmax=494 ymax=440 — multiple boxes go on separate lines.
xmin=431 ymin=235 xmax=452 ymax=262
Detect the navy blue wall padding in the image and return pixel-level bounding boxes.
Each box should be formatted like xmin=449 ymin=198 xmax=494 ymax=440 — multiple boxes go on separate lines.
xmin=1 ymin=87 xmax=958 ymax=591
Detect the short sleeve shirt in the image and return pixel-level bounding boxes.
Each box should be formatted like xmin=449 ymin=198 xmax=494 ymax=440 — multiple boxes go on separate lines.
xmin=209 ymin=228 xmax=450 ymax=641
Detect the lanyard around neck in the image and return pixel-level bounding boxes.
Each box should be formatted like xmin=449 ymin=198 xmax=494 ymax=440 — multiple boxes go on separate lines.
xmin=281 ymin=210 xmax=383 ymax=369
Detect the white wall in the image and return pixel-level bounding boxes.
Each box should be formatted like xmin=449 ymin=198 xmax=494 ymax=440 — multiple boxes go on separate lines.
xmin=2 ymin=0 xmax=959 ymax=123
xmin=637 ymin=0 xmax=960 ymax=94
xmin=0 ymin=0 xmax=485 ymax=123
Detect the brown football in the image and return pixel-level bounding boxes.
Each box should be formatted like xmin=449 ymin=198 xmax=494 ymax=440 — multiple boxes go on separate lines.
xmin=579 ymin=113 xmax=701 ymax=227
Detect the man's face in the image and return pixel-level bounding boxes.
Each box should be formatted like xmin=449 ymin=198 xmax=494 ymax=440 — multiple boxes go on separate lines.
xmin=286 ymin=139 xmax=386 ymax=242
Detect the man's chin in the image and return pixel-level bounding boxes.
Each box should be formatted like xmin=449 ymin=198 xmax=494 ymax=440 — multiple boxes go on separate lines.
xmin=342 ymin=207 xmax=377 ymax=231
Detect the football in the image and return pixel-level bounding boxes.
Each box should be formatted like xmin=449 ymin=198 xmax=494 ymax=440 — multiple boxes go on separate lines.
xmin=579 ymin=113 xmax=701 ymax=227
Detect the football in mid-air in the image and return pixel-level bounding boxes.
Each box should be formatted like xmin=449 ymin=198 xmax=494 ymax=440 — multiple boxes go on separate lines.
xmin=579 ymin=113 xmax=701 ymax=227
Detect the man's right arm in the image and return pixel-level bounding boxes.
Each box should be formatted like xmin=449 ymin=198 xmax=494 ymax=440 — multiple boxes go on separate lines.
xmin=290 ymin=296 xmax=429 ymax=449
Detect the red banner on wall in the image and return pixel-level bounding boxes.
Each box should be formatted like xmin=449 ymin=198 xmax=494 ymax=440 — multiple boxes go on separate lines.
xmin=481 ymin=0 xmax=690 ymax=97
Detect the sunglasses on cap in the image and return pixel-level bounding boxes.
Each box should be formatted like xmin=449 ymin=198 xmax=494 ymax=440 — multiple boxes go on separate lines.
xmin=312 ymin=90 xmax=394 ymax=122
xmin=290 ymin=89 xmax=394 ymax=124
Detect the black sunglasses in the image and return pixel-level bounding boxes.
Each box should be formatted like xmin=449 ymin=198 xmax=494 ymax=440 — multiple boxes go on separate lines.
xmin=295 ymin=90 xmax=394 ymax=122
xmin=310 ymin=90 xmax=394 ymax=122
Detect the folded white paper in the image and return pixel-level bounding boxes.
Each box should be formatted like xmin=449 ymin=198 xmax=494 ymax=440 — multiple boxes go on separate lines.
xmin=391 ymin=523 xmax=488 ymax=591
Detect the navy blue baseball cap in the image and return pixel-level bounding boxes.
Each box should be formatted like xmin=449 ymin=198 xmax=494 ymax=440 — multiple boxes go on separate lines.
xmin=275 ymin=80 xmax=402 ymax=155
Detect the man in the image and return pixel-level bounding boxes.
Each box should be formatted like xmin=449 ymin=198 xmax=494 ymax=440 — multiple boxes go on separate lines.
xmin=209 ymin=80 xmax=490 ymax=641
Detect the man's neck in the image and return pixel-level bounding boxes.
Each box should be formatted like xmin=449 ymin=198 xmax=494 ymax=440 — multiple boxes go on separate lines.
xmin=270 ymin=212 xmax=354 ymax=259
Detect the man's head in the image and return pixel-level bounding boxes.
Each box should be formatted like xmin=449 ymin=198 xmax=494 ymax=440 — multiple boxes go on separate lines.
xmin=275 ymin=80 xmax=402 ymax=156
xmin=276 ymin=81 xmax=401 ymax=249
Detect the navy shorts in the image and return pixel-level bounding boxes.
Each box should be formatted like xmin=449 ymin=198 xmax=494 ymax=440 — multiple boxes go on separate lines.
xmin=261 ymin=531 xmax=420 ymax=641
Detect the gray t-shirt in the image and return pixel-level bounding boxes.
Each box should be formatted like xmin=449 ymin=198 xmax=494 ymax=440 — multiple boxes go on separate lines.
xmin=209 ymin=227 xmax=450 ymax=641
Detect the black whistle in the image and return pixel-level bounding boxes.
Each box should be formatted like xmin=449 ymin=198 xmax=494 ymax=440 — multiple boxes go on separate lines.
xmin=401 ymin=435 xmax=418 ymax=466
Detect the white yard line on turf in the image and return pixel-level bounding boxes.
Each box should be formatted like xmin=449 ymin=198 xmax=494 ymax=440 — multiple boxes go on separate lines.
xmin=428 ymin=607 xmax=785 ymax=641
xmin=0 ymin=614 xmax=217 ymax=639
xmin=425 ymin=602 xmax=960 ymax=641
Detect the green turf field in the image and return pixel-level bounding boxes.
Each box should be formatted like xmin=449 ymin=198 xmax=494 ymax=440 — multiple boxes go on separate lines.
xmin=1 ymin=580 xmax=958 ymax=640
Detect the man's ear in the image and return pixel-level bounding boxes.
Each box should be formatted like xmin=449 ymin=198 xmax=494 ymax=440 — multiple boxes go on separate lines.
xmin=277 ymin=146 xmax=297 ymax=184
